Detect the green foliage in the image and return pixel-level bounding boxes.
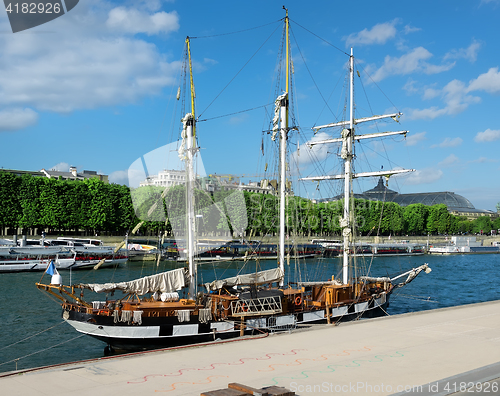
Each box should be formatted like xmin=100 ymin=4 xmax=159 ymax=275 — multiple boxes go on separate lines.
xmin=0 ymin=172 xmax=137 ymax=235
xmin=426 ymin=204 xmax=451 ymax=234
xmin=0 ymin=171 xmax=494 ymax=237
xmin=403 ymin=204 xmax=429 ymax=235
xmin=18 ymin=174 xmax=42 ymax=230
xmin=472 ymin=216 xmax=492 ymax=235
xmin=0 ymin=171 xmax=22 ymax=227
xmin=493 ymin=216 xmax=500 ymax=232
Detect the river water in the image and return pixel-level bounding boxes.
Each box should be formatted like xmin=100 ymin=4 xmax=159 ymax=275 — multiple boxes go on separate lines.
xmin=1 ymin=253 xmax=499 ymax=373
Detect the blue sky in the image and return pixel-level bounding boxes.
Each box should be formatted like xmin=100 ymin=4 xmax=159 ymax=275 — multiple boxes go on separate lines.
xmin=0 ymin=0 xmax=499 ymax=211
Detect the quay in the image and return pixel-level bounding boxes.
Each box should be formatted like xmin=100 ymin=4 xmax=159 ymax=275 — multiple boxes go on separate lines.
xmin=1 ymin=300 xmax=499 ymax=395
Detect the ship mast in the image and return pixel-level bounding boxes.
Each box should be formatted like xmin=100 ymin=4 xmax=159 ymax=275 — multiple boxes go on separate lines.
xmin=340 ymin=49 xmax=355 ymax=285
xmin=185 ymin=36 xmax=197 ymax=299
xmin=301 ymin=48 xmax=415 ymax=285
xmin=277 ymin=8 xmax=289 ymax=287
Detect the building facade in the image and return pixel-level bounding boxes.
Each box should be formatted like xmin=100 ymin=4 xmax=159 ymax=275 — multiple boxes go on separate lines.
xmin=1 ymin=167 xmax=108 ymax=183
xmin=139 ymin=169 xmax=186 ymax=188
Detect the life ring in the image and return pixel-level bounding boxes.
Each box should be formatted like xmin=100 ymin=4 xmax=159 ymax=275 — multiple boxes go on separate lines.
xmin=295 ymin=296 xmax=302 ymax=306
xmin=242 ymin=303 xmax=248 ymax=312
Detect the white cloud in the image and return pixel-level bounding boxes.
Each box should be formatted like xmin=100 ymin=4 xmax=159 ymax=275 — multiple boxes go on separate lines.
xmin=431 ymin=137 xmax=463 ymax=148
xmin=480 ymin=0 xmax=500 ymax=5
xmin=203 ymin=58 xmax=218 ymax=65
xmin=407 ymin=106 xmax=447 ymax=120
xmin=0 ymin=108 xmax=38 ymax=131
xmin=403 ymin=79 xmax=418 ymax=94
xmin=109 ymin=167 xmax=154 ymax=187
xmin=444 ymin=40 xmax=482 ymax=63
xmin=406 ymin=78 xmax=481 ymax=120
xmin=370 ymin=47 xmax=454 ymax=82
xmin=438 ymin=154 xmax=460 ymax=167
xmin=292 ymin=132 xmax=338 ymax=167
xmin=442 ymin=79 xmax=481 ymax=114
xmin=344 ymin=20 xmax=399 ymax=47
xmin=474 ymin=128 xmax=500 ymax=142
xmin=468 ymin=156 xmax=498 ymax=164
xmin=467 ymin=67 xmax=500 ymax=94
xmin=49 ymin=162 xmax=70 ymax=172
xmin=424 ymin=62 xmax=457 ymax=74
xmin=0 ymin=1 xmax=181 ymax=116
xmin=106 ymin=7 xmax=179 ymax=35
xmin=405 ymin=131 xmax=426 ymax=146
xmin=404 ymin=25 xmax=421 ymax=34
xmin=109 ymin=169 xmax=132 ymax=186
xmin=423 ymin=87 xmax=440 ymax=100
xmin=404 ymin=168 xmax=443 ymax=185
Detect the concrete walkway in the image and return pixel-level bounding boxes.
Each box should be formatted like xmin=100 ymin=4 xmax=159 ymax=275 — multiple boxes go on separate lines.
xmin=2 ymin=300 xmax=499 ymax=396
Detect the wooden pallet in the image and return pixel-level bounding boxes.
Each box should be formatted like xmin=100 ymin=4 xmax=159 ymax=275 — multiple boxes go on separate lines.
xmin=201 ymin=382 xmax=295 ymax=396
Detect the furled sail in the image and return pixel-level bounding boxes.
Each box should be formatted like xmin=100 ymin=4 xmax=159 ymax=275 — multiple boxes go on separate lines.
xmin=204 ymin=268 xmax=284 ymax=292
xmin=79 ymin=268 xmax=188 ymax=295
xmin=391 ymin=264 xmax=432 ymax=289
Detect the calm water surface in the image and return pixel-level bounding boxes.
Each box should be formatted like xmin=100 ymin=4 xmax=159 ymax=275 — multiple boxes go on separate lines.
xmin=1 ymin=254 xmax=499 ymax=373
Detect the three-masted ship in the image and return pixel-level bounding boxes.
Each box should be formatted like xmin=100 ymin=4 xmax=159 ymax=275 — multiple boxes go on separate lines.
xmin=36 ymin=10 xmax=430 ymax=354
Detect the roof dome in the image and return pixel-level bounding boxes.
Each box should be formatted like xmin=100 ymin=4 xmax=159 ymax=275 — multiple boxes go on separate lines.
xmin=393 ymin=191 xmax=475 ymax=210
xmin=325 ymin=178 xmax=478 ymax=213
xmin=363 ymin=177 xmax=398 ymax=201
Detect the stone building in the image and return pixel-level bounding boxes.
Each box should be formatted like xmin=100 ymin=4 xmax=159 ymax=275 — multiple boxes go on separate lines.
xmin=1 ymin=167 xmax=108 ymax=183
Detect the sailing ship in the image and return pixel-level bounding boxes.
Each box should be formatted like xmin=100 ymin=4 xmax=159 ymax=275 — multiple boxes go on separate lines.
xmin=36 ymin=10 xmax=431 ymax=354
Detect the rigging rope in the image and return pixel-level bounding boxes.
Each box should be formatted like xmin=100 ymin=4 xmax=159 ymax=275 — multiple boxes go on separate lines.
xmin=197 ymin=23 xmax=282 ymax=120
xmin=189 ymin=19 xmax=282 ymax=39
xmin=198 ymin=103 xmax=273 ymax=122
xmin=0 ymin=320 xmax=66 ymax=351
xmin=290 ymin=27 xmax=338 ymax=124
xmin=0 ymin=334 xmax=85 ymax=369
xmin=289 ymin=18 xmax=349 ymax=57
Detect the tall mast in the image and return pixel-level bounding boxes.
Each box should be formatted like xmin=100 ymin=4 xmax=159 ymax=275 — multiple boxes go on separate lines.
xmin=185 ymin=36 xmax=197 ymax=299
xmin=278 ymin=8 xmax=289 ymax=286
xmin=341 ymin=48 xmax=354 ymax=285
xmin=186 ymin=37 xmax=196 ymax=137
xmin=300 ymin=48 xmax=414 ymax=283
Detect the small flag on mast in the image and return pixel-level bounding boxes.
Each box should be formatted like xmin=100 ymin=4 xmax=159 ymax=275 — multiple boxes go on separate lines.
xmin=46 ymin=260 xmax=56 ymax=276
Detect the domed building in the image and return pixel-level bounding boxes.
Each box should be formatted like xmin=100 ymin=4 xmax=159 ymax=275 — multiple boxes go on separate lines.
xmin=327 ymin=177 xmax=496 ymax=220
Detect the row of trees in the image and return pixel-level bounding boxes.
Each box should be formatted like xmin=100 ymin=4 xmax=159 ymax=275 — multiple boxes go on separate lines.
xmin=245 ymin=193 xmax=500 ymax=237
xmin=0 ymin=172 xmax=136 ymax=235
xmin=0 ymin=171 xmax=499 ymax=237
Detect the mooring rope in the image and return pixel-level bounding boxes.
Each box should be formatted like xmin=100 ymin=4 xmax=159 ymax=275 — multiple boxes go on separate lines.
xmin=0 ymin=333 xmax=85 ymax=370
xmin=0 ymin=320 xmax=66 ymax=351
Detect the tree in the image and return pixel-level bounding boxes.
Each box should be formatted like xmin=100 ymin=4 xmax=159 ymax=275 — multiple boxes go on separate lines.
xmin=362 ymin=201 xmax=402 ymax=235
xmin=18 ymin=175 xmax=42 ymax=233
xmin=403 ymin=204 xmax=429 ymax=235
xmin=115 ymin=184 xmax=137 ymax=233
xmin=84 ymin=178 xmax=112 ymax=233
xmin=215 ymin=190 xmax=246 ymax=237
xmin=426 ymin=204 xmax=450 ymax=234
xmin=0 ymin=171 xmax=22 ymax=231
xmin=38 ymin=178 xmax=65 ymax=231
xmin=472 ymin=216 xmax=492 ymax=235
xmin=493 ymin=216 xmax=500 ymax=233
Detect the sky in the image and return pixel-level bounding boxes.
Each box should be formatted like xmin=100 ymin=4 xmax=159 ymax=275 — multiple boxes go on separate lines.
xmin=0 ymin=0 xmax=499 ymax=211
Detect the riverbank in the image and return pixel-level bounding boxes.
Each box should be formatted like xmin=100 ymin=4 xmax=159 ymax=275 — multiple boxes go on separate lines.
xmin=2 ymin=300 xmax=499 ymax=395
xmin=1 ymin=254 xmax=498 ymax=374
xmin=10 ymin=233 xmax=500 ymax=248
